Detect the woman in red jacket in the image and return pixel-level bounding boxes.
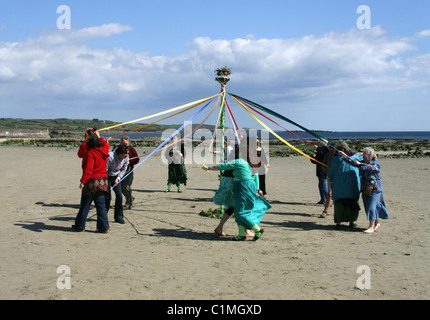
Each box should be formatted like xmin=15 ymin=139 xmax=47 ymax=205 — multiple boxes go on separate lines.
xmin=72 ymin=132 xmax=111 ymax=233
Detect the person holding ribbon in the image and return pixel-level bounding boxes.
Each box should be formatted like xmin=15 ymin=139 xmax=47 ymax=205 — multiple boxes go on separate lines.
xmin=73 ymin=131 xmax=111 ymax=233
xmin=339 ymin=147 xmax=388 ymax=233
xmin=106 ymin=144 xmax=129 ymax=224
xmin=203 ymin=137 xmax=271 ymax=241
xmin=213 ymin=139 xmax=238 ymax=237
xmin=328 ymin=141 xmax=362 ymax=229
xmin=310 ymin=139 xmax=330 ymax=204
xmin=118 ymin=136 xmax=139 ymax=209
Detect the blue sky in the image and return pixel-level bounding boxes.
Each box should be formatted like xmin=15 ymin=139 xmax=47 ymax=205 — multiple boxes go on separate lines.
xmin=1 ymin=0 xmax=429 ymax=131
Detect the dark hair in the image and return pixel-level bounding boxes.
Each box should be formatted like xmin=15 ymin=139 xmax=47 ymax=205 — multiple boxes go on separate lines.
xmin=87 ymin=135 xmax=101 ymax=149
xmin=336 ymin=141 xmax=355 ymax=156
xmin=115 ymin=144 xmax=129 ymax=155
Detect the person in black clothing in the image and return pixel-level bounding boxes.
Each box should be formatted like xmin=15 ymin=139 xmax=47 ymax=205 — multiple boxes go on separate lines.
xmin=311 ymin=140 xmax=330 ymax=204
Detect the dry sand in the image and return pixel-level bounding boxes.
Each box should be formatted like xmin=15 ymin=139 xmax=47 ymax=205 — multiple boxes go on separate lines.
xmin=0 ymin=145 xmax=429 ymax=300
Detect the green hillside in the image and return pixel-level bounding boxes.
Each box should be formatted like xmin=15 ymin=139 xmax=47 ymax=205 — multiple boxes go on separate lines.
xmin=0 ymin=118 xmax=181 ymax=132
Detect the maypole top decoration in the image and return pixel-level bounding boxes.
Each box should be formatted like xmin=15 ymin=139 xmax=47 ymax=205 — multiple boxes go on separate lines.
xmin=215 ymin=66 xmax=231 ymax=88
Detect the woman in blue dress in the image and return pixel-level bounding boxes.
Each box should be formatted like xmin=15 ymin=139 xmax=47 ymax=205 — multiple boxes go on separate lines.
xmin=203 ymin=137 xmax=271 ymax=241
xmin=339 ymin=147 xmax=388 ymax=233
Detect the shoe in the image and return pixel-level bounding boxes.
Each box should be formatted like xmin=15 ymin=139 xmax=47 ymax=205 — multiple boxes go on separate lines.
xmin=231 ymin=235 xmax=246 ymax=241
xmin=95 ymin=228 xmax=109 ymax=233
xmin=319 ymin=211 xmax=328 ymax=218
xmin=317 ymin=200 xmax=325 ymax=204
xmin=115 ymin=219 xmax=125 ymax=224
xmin=164 ymin=189 xmax=170 ymax=192
xmin=122 ymin=205 xmax=131 ymax=210
xmin=71 ymin=225 xmax=84 ymax=232
xmin=349 ymin=222 xmax=357 ymax=228
xmin=253 ymin=228 xmax=264 ymax=241
xmin=177 ymin=190 xmax=182 ymax=193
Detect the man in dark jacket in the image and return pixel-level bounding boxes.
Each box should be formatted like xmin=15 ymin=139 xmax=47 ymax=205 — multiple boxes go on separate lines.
xmin=311 ymin=140 xmax=330 ymax=204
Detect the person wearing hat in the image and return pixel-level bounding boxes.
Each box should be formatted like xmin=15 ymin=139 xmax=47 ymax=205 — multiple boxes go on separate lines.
xmin=77 ymin=128 xmax=97 ymax=169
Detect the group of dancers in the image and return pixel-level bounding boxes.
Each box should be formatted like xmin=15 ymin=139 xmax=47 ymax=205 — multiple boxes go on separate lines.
xmin=71 ymin=129 xmax=189 ymax=233
xmin=311 ymin=140 xmax=389 ymax=234
xmin=71 ymin=128 xmax=388 ymax=237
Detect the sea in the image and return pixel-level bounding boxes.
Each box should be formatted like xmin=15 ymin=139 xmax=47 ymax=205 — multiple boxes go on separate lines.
xmin=104 ymin=131 xmax=430 ymax=140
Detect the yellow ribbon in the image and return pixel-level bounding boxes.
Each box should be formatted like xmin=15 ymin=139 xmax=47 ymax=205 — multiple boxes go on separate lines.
xmin=97 ymin=93 xmax=221 ymax=132
xmin=107 ymin=98 xmax=211 ymax=139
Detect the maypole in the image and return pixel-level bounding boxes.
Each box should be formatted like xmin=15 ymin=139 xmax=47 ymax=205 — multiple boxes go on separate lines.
xmin=214 ymin=66 xmax=231 ymax=163
xmin=214 ymin=66 xmax=231 ymax=215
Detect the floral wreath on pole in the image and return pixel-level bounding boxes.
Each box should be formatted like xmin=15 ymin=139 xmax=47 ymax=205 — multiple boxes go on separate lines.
xmin=215 ymin=66 xmax=231 ymax=87
xmin=215 ymin=66 xmax=232 ymax=76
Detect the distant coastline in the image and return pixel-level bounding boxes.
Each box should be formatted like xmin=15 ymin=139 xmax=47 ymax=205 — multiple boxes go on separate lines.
xmin=1 ymin=118 xmax=429 ymax=141
xmin=1 ymin=118 xmax=429 ymax=158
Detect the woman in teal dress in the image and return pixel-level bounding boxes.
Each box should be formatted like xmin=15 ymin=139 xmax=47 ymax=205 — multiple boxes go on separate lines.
xmin=203 ymin=138 xmax=271 ymax=241
xmin=328 ymin=142 xmax=362 ymax=229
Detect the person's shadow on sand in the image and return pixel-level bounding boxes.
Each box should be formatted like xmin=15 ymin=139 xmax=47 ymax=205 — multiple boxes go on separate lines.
xmin=150 ymin=228 xmax=232 ymax=241
xmin=15 ymin=214 xmax=96 ymax=233
xmin=15 ymin=221 xmax=74 ymax=233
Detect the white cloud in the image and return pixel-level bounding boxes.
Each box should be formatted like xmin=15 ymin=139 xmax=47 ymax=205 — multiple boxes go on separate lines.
xmin=416 ymin=29 xmax=430 ymax=38
xmin=0 ymin=23 xmax=428 ymax=129
xmin=407 ymin=53 xmax=430 ymax=75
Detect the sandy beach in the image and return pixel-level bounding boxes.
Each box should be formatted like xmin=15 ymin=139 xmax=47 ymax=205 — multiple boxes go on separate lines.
xmin=0 ymin=145 xmax=429 ymax=300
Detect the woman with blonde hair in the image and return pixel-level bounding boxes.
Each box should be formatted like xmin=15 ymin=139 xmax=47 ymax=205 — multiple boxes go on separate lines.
xmin=339 ymin=147 xmax=389 ymax=233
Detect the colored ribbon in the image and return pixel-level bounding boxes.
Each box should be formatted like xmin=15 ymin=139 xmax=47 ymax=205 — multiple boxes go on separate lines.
xmin=228 ymin=95 xmax=317 ymax=148
xmin=224 ymin=98 xmax=241 ymax=145
xmin=230 ymin=95 xmax=328 ymax=167
xmin=98 ymin=93 xmax=220 ymax=133
xmin=111 ymin=97 xmax=217 ymax=189
xmin=107 ymin=99 xmax=210 ymax=139
xmin=228 ymin=93 xmax=331 ymax=144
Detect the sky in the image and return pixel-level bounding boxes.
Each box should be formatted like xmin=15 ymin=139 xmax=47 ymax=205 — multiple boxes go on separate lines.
xmin=1 ymin=0 xmax=429 ymax=132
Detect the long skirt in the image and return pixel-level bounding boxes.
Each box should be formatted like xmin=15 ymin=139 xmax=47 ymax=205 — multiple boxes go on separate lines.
xmin=167 ymin=163 xmax=187 ymax=185
xmin=213 ymin=176 xmax=235 ymax=210
xmin=233 ymin=179 xmax=272 ymax=229
xmin=334 ymin=198 xmax=360 ymax=224
xmin=362 ymin=191 xmax=389 ymax=221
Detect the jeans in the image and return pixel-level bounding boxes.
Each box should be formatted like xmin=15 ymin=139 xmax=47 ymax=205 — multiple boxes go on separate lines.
xmin=107 ymin=176 xmax=124 ymax=221
xmin=318 ymin=176 xmax=328 ymax=203
xmin=74 ymin=191 xmax=110 ymax=230
xmin=121 ymin=171 xmax=134 ymax=206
